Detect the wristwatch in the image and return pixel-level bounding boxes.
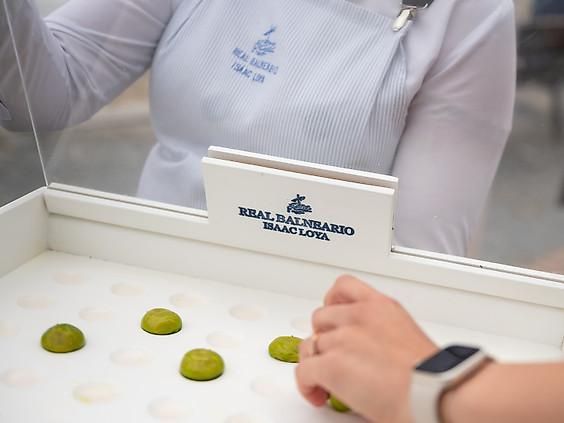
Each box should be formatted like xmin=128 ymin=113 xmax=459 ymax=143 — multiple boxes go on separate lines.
xmin=410 ymin=345 xmax=492 ymax=423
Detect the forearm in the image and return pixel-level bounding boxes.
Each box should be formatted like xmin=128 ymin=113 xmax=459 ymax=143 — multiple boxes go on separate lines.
xmin=0 ymin=0 xmax=64 ymax=131
xmin=1 ymin=0 xmax=175 ymax=132
xmin=441 ymin=362 xmax=564 ymax=423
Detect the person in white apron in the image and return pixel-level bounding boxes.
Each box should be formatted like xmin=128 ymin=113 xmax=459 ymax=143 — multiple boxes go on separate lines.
xmin=0 ymin=0 xmax=516 ymax=257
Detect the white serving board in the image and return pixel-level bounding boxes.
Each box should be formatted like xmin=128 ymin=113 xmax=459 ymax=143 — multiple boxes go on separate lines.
xmin=1 ymin=148 xmax=563 ymax=423
xmin=1 ymin=251 xmax=562 ymax=423
xmin=0 ymin=251 xmax=351 ymax=423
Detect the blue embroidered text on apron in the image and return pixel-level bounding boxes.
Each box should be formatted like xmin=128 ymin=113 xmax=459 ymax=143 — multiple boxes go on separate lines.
xmin=140 ymin=0 xmax=410 ymax=209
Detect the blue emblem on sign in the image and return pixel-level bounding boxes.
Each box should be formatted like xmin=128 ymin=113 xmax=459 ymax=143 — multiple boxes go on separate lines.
xmin=287 ymin=195 xmax=312 ymax=215
xmin=252 ymin=26 xmax=277 ymax=56
xmin=237 ymin=193 xmax=355 ymax=242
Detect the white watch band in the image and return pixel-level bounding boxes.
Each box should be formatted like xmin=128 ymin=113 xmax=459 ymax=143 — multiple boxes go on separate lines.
xmin=410 ymin=376 xmax=443 ymax=423
xmin=410 ymin=350 xmax=491 ymax=423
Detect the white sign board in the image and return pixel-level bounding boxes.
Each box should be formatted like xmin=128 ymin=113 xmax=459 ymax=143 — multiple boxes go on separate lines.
xmin=203 ymin=147 xmax=397 ymax=271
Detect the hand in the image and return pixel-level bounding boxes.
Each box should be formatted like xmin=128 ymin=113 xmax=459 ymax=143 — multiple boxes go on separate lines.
xmin=295 ymin=275 xmax=437 ymax=423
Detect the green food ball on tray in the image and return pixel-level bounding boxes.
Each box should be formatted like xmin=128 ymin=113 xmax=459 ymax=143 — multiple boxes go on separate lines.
xmin=329 ymin=395 xmax=351 ymax=413
xmin=41 ymin=323 xmax=86 ymax=353
xmin=141 ymin=308 xmax=182 ymax=335
xmin=179 ymin=348 xmax=224 ymax=381
xmin=268 ymin=336 xmax=302 ymax=363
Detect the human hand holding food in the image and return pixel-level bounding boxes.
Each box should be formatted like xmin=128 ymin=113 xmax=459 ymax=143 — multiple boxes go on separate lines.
xmin=296 ymin=275 xmax=437 ymax=422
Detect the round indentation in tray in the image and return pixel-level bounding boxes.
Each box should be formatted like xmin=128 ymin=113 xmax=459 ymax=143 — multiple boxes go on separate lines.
xmin=0 ymin=368 xmax=41 ymax=388
xmin=148 ymin=397 xmax=190 ymax=421
xmin=229 ymin=305 xmax=265 ymax=321
xmin=73 ymin=382 xmax=119 ymax=404
xmin=110 ymin=348 xmax=154 ymax=367
xmin=225 ymin=412 xmax=265 ymax=423
xmin=250 ymin=375 xmax=282 ymax=398
xmin=0 ymin=320 xmax=18 ymax=337
xmin=79 ymin=307 xmax=115 ymax=322
xmin=111 ymin=283 xmax=144 ymax=297
xmin=290 ymin=317 xmax=311 ymax=333
xmin=17 ymin=294 xmax=55 ymax=310
xmin=52 ymin=271 xmax=85 ymax=286
xmin=169 ymin=293 xmax=208 ymax=308
xmin=206 ymin=331 xmax=242 ymax=349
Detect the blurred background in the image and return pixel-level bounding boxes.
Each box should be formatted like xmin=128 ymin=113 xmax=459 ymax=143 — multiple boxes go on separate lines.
xmin=1 ymin=0 xmax=563 ymax=274
xmin=473 ymin=0 xmax=564 ymax=273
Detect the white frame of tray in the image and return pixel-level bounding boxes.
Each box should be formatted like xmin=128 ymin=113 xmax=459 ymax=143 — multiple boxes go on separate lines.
xmin=2 ymin=183 xmax=563 ymax=355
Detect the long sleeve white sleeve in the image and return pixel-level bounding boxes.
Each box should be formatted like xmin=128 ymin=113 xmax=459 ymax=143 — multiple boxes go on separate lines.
xmin=0 ymin=0 xmax=177 ymax=131
xmin=391 ymin=0 xmax=516 ymax=256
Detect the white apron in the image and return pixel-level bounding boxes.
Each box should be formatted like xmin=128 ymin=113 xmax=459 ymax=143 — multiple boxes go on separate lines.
xmin=140 ymin=0 xmax=410 ymax=209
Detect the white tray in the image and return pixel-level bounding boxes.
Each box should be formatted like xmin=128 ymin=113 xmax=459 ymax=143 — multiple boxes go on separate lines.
xmin=1 ymin=148 xmax=563 ymax=422
xmin=2 ymin=249 xmax=562 ymax=423
xmin=0 ymin=251 xmax=347 ymax=423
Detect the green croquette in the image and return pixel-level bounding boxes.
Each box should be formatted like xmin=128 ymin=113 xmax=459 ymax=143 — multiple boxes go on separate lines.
xmin=329 ymin=395 xmax=351 ymax=413
xmin=141 ymin=308 xmax=182 ymax=335
xmin=41 ymin=323 xmax=85 ymax=353
xmin=268 ymin=335 xmax=302 ymax=363
xmin=179 ymin=348 xmax=224 ymax=381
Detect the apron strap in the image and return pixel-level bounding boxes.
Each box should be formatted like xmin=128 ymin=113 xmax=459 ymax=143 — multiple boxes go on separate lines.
xmin=393 ymin=0 xmax=435 ymax=31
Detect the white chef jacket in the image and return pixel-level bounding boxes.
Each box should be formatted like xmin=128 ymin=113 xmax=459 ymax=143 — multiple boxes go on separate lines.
xmin=0 ymin=0 xmax=516 ymax=256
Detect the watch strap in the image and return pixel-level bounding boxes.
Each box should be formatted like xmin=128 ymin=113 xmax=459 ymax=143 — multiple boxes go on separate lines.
xmin=410 ymin=348 xmax=491 ymax=423
xmin=410 ymin=376 xmax=443 ymax=423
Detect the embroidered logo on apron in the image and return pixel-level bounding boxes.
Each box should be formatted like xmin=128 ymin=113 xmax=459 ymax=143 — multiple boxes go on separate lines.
xmin=145 ymin=0 xmax=411 ymax=209
xmin=231 ymin=26 xmax=279 ymax=84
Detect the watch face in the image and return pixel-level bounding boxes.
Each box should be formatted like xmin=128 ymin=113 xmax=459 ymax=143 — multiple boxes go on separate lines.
xmin=416 ymin=345 xmax=480 ymax=373
xmin=403 ymin=0 xmax=434 ymax=8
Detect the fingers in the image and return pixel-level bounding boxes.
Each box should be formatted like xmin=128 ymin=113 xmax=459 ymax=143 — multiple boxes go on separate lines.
xmin=315 ymin=326 xmax=364 ymax=355
xmin=301 ymin=327 xmax=364 ymax=362
xmin=299 ymin=333 xmax=317 ymax=362
xmin=296 ymin=328 xmax=367 ymax=407
xmin=295 ymin=354 xmax=331 ymax=406
xmin=324 ymin=274 xmax=385 ymax=306
xmin=312 ymin=303 xmax=358 ymax=333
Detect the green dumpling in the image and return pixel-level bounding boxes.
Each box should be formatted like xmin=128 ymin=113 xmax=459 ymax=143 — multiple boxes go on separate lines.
xmin=41 ymin=323 xmax=86 ymax=353
xmin=141 ymin=308 xmax=182 ymax=335
xmin=268 ymin=336 xmax=302 ymax=363
xmin=329 ymin=395 xmax=351 ymax=413
xmin=179 ymin=349 xmax=224 ymax=381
